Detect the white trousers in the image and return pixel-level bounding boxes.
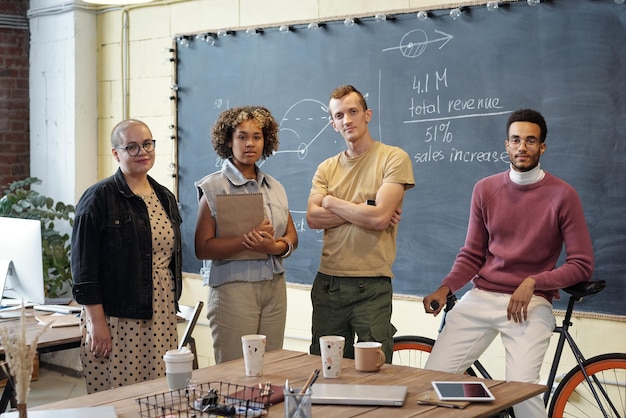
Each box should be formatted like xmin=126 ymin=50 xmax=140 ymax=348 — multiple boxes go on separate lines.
xmin=425 ymin=288 xmax=555 ymax=418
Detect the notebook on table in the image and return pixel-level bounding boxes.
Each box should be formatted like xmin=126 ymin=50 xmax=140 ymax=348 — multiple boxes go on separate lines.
xmin=311 ymin=383 xmax=407 ymax=407
xmin=32 ymin=304 xmax=82 ymax=314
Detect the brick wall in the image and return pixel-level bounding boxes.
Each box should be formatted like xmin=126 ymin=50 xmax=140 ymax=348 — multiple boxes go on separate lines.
xmin=0 ymin=0 xmax=30 ymax=190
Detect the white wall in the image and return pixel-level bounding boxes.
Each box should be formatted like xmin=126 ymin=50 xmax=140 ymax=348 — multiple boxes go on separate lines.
xmin=29 ymin=0 xmax=626 ymax=383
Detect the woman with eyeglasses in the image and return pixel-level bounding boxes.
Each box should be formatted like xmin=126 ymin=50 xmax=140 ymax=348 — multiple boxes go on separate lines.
xmin=71 ymin=119 xmax=182 ymax=393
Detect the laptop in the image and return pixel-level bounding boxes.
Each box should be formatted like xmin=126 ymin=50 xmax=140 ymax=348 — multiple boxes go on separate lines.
xmin=311 ymin=383 xmax=407 ymax=407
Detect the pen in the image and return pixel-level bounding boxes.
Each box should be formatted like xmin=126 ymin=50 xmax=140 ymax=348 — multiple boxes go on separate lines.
xmin=300 ymin=368 xmax=319 ymax=394
xmin=259 ymin=381 xmax=271 ymax=396
xmin=309 ymin=369 xmax=320 ymax=388
xmin=417 ymin=399 xmax=464 ymax=409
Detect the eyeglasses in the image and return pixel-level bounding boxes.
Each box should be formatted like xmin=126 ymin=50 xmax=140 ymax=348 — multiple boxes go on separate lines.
xmin=507 ymin=137 xmax=540 ymax=148
xmin=116 ymin=140 xmax=156 ymax=156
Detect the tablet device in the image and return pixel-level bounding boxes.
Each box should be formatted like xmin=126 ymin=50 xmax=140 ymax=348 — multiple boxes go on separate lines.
xmin=431 ymin=381 xmax=495 ymax=402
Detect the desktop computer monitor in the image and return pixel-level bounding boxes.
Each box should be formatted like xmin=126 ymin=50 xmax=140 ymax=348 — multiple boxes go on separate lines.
xmin=0 ymin=217 xmax=46 ymax=304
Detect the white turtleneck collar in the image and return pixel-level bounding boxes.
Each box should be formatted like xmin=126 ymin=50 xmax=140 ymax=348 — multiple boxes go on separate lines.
xmin=509 ymin=163 xmax=545 ymax=185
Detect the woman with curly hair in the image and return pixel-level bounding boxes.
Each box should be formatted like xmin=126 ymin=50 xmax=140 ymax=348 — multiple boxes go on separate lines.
xmin=194 ymin=106 xmax=298 ymax=364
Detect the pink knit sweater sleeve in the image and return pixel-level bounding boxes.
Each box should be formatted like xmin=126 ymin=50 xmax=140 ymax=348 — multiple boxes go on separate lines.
xmin=441 ymin=172 xmax=594 ymax=301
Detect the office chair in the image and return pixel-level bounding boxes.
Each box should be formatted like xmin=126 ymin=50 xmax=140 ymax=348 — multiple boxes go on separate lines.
xmin=177 ymin=300 xmax=204 ymax=369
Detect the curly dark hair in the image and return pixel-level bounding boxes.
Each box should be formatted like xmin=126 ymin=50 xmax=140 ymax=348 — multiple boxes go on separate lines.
xmin=506 ymin=108 xmax=548 ymax=143
xmin=211 ymin=106 xmax=279 ymax=160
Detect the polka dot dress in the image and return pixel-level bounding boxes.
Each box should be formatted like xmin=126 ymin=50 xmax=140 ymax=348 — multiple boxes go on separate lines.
xmin=80 ymin=191 xmax=178 ymax=394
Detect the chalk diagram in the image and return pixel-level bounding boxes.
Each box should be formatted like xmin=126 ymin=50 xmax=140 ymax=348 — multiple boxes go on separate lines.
xmin=259 ymin=98 xmax=344 ymax=221
xmin=259 ymin=97 xmax=337 ymax=169
xmin=382 ymin=29 xmax=453 ymax=58
xmin=276 ymin=98 xmax=332 ymax=161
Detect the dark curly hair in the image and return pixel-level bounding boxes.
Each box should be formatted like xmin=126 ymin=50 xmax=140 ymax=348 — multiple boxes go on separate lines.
xmin=211 ymin=106 xmax=279 ymax=160
xmin=506 ymin=108 xmax=547 ymax=143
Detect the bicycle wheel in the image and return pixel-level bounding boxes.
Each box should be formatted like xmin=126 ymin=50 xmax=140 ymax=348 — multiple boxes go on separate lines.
xmin=549 ymin=352 xmax=626 ymax=418
xmin=392 ymin=335 xmax=435 ymax=368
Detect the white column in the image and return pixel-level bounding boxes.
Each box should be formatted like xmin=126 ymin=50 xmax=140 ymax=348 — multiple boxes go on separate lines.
xmin=28 ymin=0 xmax=97 ymax=373
xmin=28 ymin=0 xmax=97 ymax=204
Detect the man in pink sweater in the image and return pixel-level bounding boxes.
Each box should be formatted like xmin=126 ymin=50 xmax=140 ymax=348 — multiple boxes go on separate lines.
xmin=423 ymin=109 xmax=594 ymax=418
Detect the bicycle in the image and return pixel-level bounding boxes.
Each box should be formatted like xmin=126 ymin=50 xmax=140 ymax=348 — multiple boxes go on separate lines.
xmin=392 ymin=280 xmax=626 ymax=417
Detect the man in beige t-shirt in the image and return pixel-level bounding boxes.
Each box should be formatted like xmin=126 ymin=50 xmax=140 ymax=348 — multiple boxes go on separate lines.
xmin=307 ymin=85 xmax=415 ymax=361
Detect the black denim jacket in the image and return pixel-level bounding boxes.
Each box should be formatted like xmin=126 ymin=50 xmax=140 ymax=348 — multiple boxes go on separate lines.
xmin=71 ymin=169 xmax=182 ymax=319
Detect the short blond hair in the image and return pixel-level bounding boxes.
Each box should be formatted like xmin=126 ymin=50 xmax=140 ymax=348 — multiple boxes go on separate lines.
xmin=110 ymin=119 xmax=150 ymax=148
xmin=329 ymin=85 xmax=368 ymax=118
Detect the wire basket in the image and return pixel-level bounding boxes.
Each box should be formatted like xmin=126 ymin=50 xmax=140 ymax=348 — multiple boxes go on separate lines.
xmin=136 ymin=381 xmax=273 ymax=417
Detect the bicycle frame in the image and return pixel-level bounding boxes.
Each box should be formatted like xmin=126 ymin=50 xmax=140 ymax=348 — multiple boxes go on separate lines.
xmin=544 ymin=294 xmax=581 ymax=405
xmin=544 ymin=293 xmax=619 ymax=416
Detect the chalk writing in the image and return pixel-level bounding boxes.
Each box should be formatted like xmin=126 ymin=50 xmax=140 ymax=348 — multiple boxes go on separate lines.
xmin=292 ymin=214 xmax=307 ymax=233
xmin=448 ymin=97 xmax=503 ymax=112
xmin=424 ymin=122 xmax=453 ymax=143
xmin=412 ymin=68 xmax=448 ymax=94
xmin=449 ymin=149 xmax=509 ymax=163
xmin=406 ymin=95 xmax=506 ymax=122
xmin=408 ymin=96 xmax=440 ymax=118
xmin=414 ymin=145 xmax=445 ymax=163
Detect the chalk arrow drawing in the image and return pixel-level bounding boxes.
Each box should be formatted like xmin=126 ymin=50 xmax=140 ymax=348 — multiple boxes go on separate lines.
xmin=275 ymin=98 xmax=331 ymax=161
xmin=257 ymin=98 xmax=333 ymax=169
xmin=382 ymin=29 xmax=453 ymax=58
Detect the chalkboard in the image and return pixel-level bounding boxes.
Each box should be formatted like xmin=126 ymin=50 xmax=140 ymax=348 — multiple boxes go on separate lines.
xmin=175 ymin=0 xmax=626 ymax=316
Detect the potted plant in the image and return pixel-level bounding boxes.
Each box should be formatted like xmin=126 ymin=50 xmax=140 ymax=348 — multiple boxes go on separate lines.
xmin=0 ymin=177 xmax=75 ymax=298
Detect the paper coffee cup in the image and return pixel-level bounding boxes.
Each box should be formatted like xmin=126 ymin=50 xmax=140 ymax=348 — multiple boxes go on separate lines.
xmin=163 ymin=347 xmax=194 ymax=390
xmin=319 ymin=335 xmax=345 ymax=378
xmin=241 ymin=334 xmax=266 ymax=377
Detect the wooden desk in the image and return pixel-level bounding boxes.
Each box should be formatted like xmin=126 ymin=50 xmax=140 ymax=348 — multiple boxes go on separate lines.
xmin=32 ymin=349 xmax=545 ymax=417
xmin=0 ymin=310 xmax=81 ymax=412
xmin=0 ymin=310 xmax=81 ymax=354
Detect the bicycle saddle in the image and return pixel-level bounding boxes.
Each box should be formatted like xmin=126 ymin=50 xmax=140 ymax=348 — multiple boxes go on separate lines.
xmin=562 ymin=280 xmax=606 ymax=299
